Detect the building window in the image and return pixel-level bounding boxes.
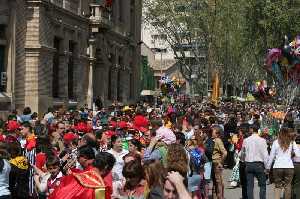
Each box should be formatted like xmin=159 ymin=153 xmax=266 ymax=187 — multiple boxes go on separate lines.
xmin=68 ymin=41 xmax=76 ymax=100
xmin=0 ymin=25 xmax=5 ymax=40
xmin=117 ymin=70 xmax=121 ymax=101
xmin=117 ymin=56 xmax=123 ymax=101
xmin=52 ymin=37 xmax=60 ymax=98
xmin=129 ymin=73 xmax=134 ymax=99
xmin=108 ymin=68 xmax=112 ymax=100
xmin=118 ymin=0 xmax=123 ymax=22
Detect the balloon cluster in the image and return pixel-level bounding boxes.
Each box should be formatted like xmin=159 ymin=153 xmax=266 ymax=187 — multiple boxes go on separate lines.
xmin=160 ymin=76 xmax=184 ymax=96
xmin=265 ymin=35 xmax=300 ymax=86
xmin=248 ymin=80 xmax=276 ymax=101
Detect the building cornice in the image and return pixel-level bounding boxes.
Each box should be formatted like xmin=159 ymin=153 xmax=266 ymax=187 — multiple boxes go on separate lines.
xmin=49 ymin=3 xmax=89 ymax=24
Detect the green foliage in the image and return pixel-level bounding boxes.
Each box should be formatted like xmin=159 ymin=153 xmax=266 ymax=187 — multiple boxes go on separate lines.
xmin=144 ymin=0 xmax=300 ymax=94
xmin=141 ymin=56 xmax=155 ymax=90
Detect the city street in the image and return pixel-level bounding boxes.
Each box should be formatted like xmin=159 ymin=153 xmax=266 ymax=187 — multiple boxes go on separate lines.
xmin=222 ymin=169 xmax=275 ymax=199
xmin=1 ymin=1 xmax=299 ymax=199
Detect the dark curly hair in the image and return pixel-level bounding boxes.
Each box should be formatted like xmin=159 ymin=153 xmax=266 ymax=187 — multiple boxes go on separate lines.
xmin=122 ymin=160 xmax=144 ymax=191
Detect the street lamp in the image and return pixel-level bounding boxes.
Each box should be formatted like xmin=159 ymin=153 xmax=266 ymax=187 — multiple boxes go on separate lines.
xmin=191 ymin=73 xmax=198 ymax=99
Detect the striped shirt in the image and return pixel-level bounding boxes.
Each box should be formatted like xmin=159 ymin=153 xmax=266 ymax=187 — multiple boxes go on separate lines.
xmin=24 ymin=148 xmax=36 ymax=196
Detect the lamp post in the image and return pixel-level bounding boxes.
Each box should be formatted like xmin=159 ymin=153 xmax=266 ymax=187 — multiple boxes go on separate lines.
xmin=191 ymin=73 xmax=198 ymax=99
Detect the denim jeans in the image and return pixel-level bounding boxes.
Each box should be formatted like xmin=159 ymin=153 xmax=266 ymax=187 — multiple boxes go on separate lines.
xmin=0 ymin=196 xmax=11 ymax=199
xmin=239 ymin=161 xmax=248 ymax=199
xmin=245 ymin=162 xmax=266 ymax=199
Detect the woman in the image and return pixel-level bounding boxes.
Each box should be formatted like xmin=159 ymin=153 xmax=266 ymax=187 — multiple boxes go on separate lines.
xmin=267 ymin=128 xmax=300 ymax=199
xmin=128 ymin=139 xmax=142 ymax=157
xmin=144 ymin=160 xmax=165 ymax=199
xmin=229 ymin=128 xmax=244 ymax=188
xmin=167 ymin=143 xmax=189 ymax=178
xmin=0 ymin=143 xmax=11 ymax=199
xmin=120 ymin=160 xmax=146 ymax=199
xmin=123 ymin=152 xmax=141 ymax=164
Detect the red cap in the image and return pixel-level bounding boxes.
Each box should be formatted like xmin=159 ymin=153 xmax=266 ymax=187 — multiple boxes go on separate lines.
xmin=138 ymin=126 xmax=148 ymax=133
xmin=104 ymin=130 xmax=116 ymax=138
xmin=109 ymin=121 xmax=117 ymax=129
xmin=6 ymin=120 xmax=20 ymax=132
xmin=134 ymin=115 xmax=149 ymax=128
xmin=63 ymin=133 xmax=78 ymax=143
xmin=118 ymin=121 xmax=128 ymax=129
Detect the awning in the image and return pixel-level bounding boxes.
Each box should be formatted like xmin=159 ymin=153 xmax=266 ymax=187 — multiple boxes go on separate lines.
xmin=141 ymin=90 xmax=157 ymax=96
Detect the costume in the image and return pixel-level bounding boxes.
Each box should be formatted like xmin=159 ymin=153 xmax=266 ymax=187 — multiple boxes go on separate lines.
xmin=48 ymin=168 xmax=109 ymax=199
xmin=9 ymin=156 xmax=30 ymax=199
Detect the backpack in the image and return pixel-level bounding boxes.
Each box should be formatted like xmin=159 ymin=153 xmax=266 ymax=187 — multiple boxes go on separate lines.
xmin=205 ymin=138 xmax=215 ymax=161
xmin=189 ymin=148 xmax=203 ymax=174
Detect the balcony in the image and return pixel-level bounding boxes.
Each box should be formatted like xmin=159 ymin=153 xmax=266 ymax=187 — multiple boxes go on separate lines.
xmin=90 ymin=2 xmax=112 ymax=31
xmin=50 ymin=0 xmax=79 ymax=15
xmin=112 ymin=23 xmax=129 ymax=38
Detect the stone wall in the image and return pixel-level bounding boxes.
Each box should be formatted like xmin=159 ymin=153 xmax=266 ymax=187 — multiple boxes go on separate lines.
xmin=15 ymin=0 xmax=28 ymax=109
xmin=14 ymin=0 xmax=90 ymax=113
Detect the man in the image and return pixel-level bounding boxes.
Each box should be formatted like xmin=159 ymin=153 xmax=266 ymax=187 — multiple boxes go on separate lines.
xmin=44 ymin=107 xmax=55 ymax=124
xmin=242 ymin=123 xmax=269 ymax=199
xmin=76 ymin=145 xmax=96 ymax=171
xmin=211 ymin=126 xmax=227 ymax=199
xmin=51 ymin=122 xmax=65 ymax=152
xmin=59 ymin=132 xmax=79 ymax=174
xmin=20 ymin=122 xmax=37 ymax=198
xmin=49 ymin=152 xmax=115 ymax=199
xmin=78 ymin=133 xmax=99 ymax=155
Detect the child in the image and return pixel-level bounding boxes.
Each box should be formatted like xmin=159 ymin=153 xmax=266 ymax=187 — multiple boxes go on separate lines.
xmin=33 ymin=156 xmax=63 ymax=197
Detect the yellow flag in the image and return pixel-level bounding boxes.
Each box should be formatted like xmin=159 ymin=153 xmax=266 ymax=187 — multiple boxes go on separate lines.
xmin=212 ymin=70 xmax=220 ymax=105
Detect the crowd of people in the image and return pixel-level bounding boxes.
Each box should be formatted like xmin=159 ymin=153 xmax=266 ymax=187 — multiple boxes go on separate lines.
xmin=0 ymin=100 xmax=299 ymax=199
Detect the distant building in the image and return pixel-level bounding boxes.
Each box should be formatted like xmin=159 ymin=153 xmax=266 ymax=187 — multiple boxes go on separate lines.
xmin=141 ymin=18 xmax=188 ymax=94
xmin=0 ymin=0 xmax=142 ymax=114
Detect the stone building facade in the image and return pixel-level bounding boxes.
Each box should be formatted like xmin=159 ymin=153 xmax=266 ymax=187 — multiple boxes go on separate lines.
xmin=89 ymin=0 xmax=142 ymax=107
xmin=0 ymin=0 xmax=141 ymax=114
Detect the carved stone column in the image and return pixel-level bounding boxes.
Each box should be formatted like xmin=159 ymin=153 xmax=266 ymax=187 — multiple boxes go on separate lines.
xmin=86 ymin=37 xmax=96 ymax=109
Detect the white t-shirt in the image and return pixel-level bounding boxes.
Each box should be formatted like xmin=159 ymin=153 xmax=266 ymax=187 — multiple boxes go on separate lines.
xmin=107 ymin=149 xmax=128 ymax=181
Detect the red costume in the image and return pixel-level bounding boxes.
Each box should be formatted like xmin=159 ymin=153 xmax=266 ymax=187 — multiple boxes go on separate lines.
xmin=49 ymin=168 xmax=111 ymax=199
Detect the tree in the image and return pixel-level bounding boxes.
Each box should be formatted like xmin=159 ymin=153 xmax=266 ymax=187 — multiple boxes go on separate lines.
xmin=144 ymin=0 xmax=219 ymax=95
xmin=243 ymin=0 xmax=300 ymax=103
xmin=144 ymin=0 xmax=300 ymax=99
